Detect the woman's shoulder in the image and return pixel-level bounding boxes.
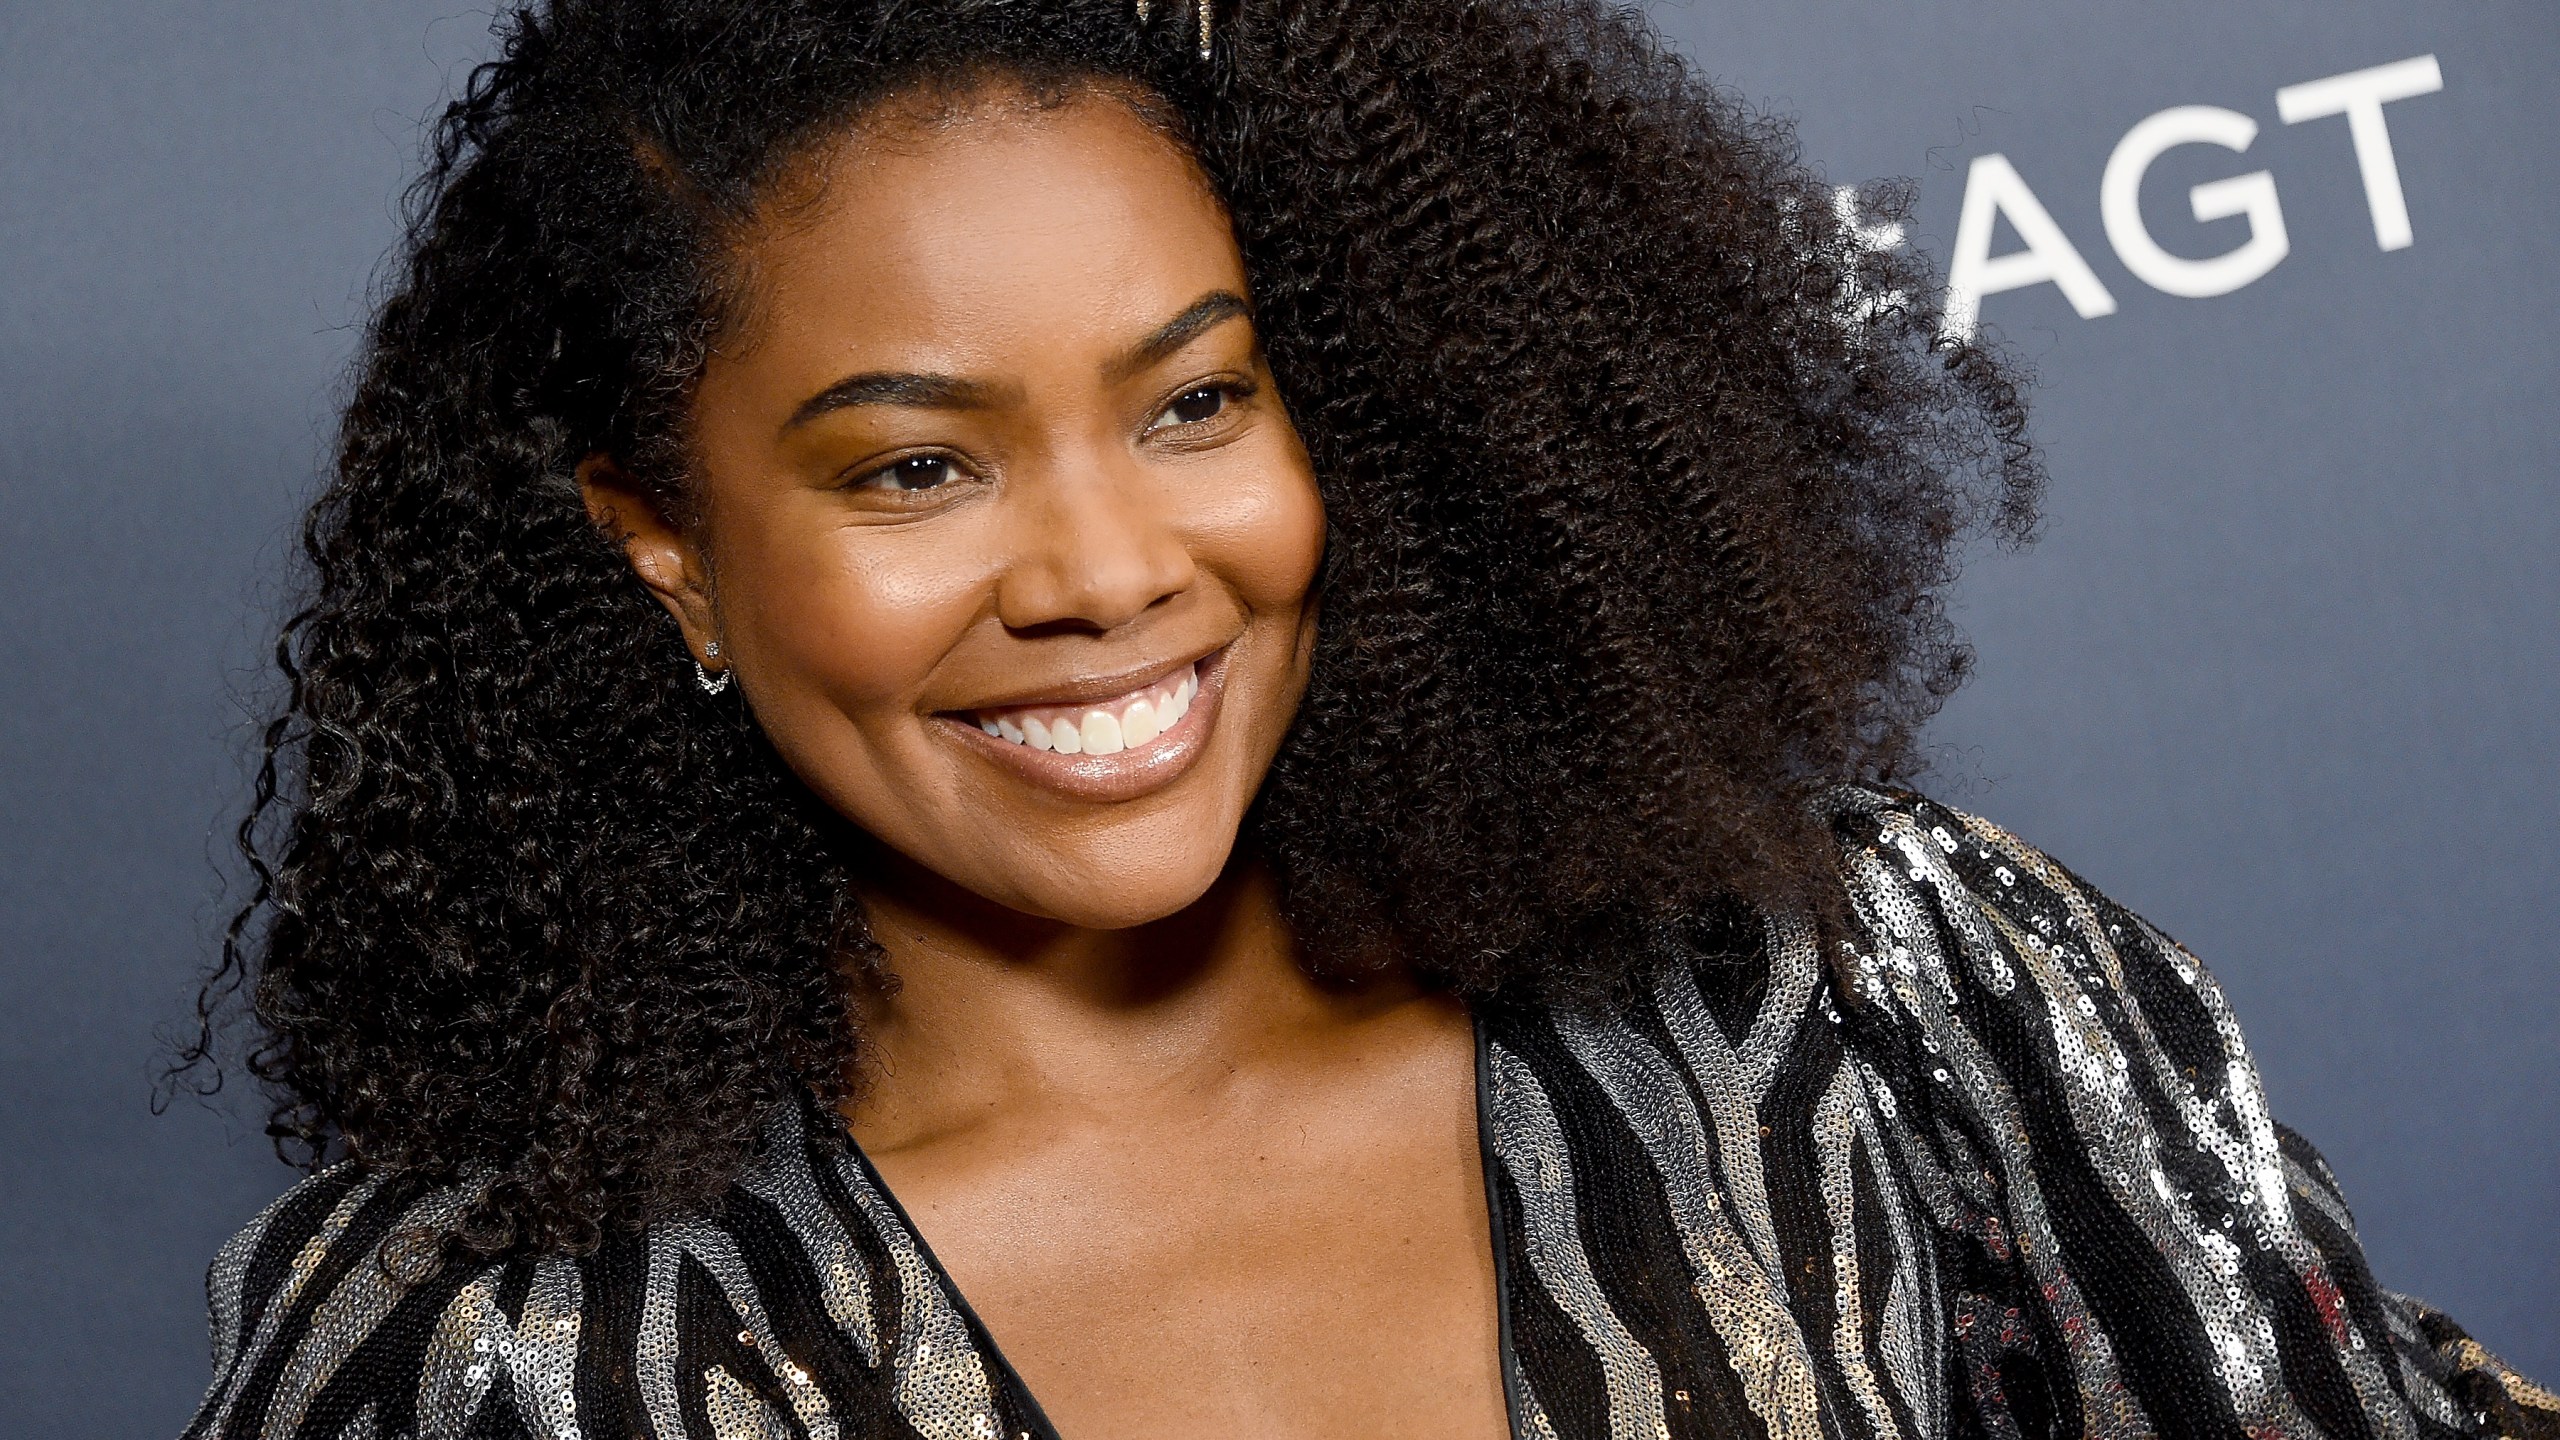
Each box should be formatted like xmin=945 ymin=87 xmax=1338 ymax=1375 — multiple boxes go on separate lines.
xmin=1815 ymin=779 xmax=2228 ymax=1036
xmin=181 ymin=1098 xmax=1037 ymax=1440
xmin=181 ymin=1161 xmax=487 ymax=1440
xmin=1484 ymin=781 xmax=2553 ymax=1440
xmin=1819 ymin=783 xmax=2554 ymax=1439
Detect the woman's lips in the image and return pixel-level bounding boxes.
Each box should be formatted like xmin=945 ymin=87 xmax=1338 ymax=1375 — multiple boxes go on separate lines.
xmin=935 ymin=647 xmax=1227 ymax=803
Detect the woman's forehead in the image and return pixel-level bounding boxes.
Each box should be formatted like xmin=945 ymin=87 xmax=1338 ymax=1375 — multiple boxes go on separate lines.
xmin=715 ymin=92 xmax=1243 ymax=374
xmin=748 ymin=80 xmax=1219 ymax=253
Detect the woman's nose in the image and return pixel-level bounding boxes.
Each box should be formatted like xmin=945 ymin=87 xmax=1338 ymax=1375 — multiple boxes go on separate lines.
xmin=993 ymin=458 xmax=1198 ymax=634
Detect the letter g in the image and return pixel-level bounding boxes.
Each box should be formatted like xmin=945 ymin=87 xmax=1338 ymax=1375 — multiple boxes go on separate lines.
xmin=2101 ymin=105 xmax=2290 ymax=299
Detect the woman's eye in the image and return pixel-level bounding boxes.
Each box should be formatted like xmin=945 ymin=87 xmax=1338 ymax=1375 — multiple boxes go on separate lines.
xmin=858 ymin=454 xmax=964 ymax=493
xmin=1154 ymin=385 xmax=1232 ymax=429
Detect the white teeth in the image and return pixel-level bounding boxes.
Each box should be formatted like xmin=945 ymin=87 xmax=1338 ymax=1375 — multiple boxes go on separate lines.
xmin=968 ymin=661 xmax=1200 ymax=759
xmin=1081 ymin=709 xmax=1124 ymax=754
xmin=1121 ymin=698 xmax=1159 ymax=747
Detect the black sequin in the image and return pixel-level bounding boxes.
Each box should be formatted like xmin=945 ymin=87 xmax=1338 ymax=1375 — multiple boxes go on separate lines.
xmin=182 ymin=789 xmax=2558 ymax=1440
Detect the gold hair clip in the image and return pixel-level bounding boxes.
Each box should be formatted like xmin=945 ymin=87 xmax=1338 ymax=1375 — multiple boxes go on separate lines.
xmin=1134 ymin=0 xmax=1212 ymax=61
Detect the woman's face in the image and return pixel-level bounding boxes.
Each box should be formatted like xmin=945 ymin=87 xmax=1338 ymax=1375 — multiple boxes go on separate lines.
xmin=589 ymin=90 xmax=1325 ymax=930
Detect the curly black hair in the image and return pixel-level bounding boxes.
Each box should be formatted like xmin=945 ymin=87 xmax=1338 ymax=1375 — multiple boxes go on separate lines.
xmin=180 ymin=0 xmax=2037 ymax=1256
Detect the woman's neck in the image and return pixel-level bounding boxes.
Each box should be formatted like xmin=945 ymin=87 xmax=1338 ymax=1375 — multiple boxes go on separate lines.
xmin=844 ymin=851 xmax=1421 ymax=1154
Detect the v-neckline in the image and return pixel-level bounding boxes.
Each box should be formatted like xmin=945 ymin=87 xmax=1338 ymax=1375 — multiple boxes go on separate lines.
xmin=830 ymin=1009 xmax=1523 ymax=1440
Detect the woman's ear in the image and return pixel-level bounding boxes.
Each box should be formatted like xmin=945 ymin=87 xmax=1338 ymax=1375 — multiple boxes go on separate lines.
xmin=577 ymin=454 xmax=721 ymax=665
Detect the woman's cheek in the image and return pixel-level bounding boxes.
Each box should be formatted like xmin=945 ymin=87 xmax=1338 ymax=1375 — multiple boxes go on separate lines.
xmin=1212 ymin=447 xmax=1327 ymax=617
xmin=735 ymin=519 xmax=994 ymax=717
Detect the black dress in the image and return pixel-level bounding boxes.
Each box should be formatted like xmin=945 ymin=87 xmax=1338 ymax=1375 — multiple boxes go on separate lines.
xmin=181 ymin=788 xmax=2557 ymax=1440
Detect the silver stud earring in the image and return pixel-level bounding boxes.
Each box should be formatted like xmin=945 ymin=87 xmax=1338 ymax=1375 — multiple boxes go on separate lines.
xmin=696 ymin=638 xmax=730 ymax=695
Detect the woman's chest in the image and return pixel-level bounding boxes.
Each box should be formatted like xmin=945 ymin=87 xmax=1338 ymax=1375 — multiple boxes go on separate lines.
xmin=867 ymin=1045 xmax=1510 ymax=1437
xmin=942 ymin=1139 xmax=1509 ymax=1437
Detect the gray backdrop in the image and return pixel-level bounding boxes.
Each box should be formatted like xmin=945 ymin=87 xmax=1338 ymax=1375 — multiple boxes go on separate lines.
xmin=1 ymin=3 xmax=2550 ymax=1435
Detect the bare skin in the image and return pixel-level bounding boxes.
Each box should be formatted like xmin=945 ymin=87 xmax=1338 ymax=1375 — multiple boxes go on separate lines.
xmin=584 ymin=90 xmax=1509 ymax=1439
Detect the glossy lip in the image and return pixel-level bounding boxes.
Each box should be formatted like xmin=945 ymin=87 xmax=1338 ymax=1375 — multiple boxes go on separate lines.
xmin=932 ymin=643 xmax=1230 ymax=804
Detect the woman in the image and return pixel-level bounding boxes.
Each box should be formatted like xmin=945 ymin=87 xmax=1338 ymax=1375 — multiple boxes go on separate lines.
xmin=179 ymin=1 xmax=2551 ymax=1437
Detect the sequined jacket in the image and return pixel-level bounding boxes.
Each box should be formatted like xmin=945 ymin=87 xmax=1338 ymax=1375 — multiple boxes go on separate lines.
xmin=183 ymin=788 xmax=2557 ymax=1440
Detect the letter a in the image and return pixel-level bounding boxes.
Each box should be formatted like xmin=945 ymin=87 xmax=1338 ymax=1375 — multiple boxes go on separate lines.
xmin=1942 ymin=153 xmax=2118 ymax=342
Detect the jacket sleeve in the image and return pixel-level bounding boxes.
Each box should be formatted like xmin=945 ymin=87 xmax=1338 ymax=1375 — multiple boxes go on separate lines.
xmin=1827 ymin=787 xmax=2557 ymax=1440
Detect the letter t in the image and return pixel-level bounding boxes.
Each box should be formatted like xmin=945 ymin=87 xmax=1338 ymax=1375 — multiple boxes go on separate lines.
xmin=2276 ymin=55 xmax=2444 ymax=251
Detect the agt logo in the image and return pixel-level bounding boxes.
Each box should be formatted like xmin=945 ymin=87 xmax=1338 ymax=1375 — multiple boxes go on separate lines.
xmin=1900 ymin=55 xmax=2444 ymax=340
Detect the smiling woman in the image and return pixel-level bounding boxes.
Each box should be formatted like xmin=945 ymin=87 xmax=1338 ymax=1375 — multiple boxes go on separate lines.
xmin=176 ymin=2 xmax=2554 ymax=1439
xmin=583 ymin=96 xmax=1324 ymax=922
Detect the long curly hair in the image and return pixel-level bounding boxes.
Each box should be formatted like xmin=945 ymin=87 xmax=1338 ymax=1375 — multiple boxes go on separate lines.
xmin=180 ymin=0 xmax=2037 ymax=1256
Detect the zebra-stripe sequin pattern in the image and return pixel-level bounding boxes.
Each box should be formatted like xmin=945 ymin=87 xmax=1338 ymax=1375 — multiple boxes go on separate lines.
xmin=182 ymin=789 xmax=2554 ymax=1440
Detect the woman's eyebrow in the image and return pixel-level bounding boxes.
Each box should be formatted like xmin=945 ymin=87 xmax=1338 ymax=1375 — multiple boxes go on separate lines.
xmin=780 ymin=290 xmax=1250 ymax=433
xmin=1104 ymin=290 xmax=1252 ymax=382
xmin=784 ymin=372 xmax=1002 ymax=432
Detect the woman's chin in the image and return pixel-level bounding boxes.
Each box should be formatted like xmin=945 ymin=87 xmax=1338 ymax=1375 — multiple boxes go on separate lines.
xmin=857 ymin=798 xmax=1252 ymax=937
xmin=1000 ymin=862 xmax=1233 ymax=933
